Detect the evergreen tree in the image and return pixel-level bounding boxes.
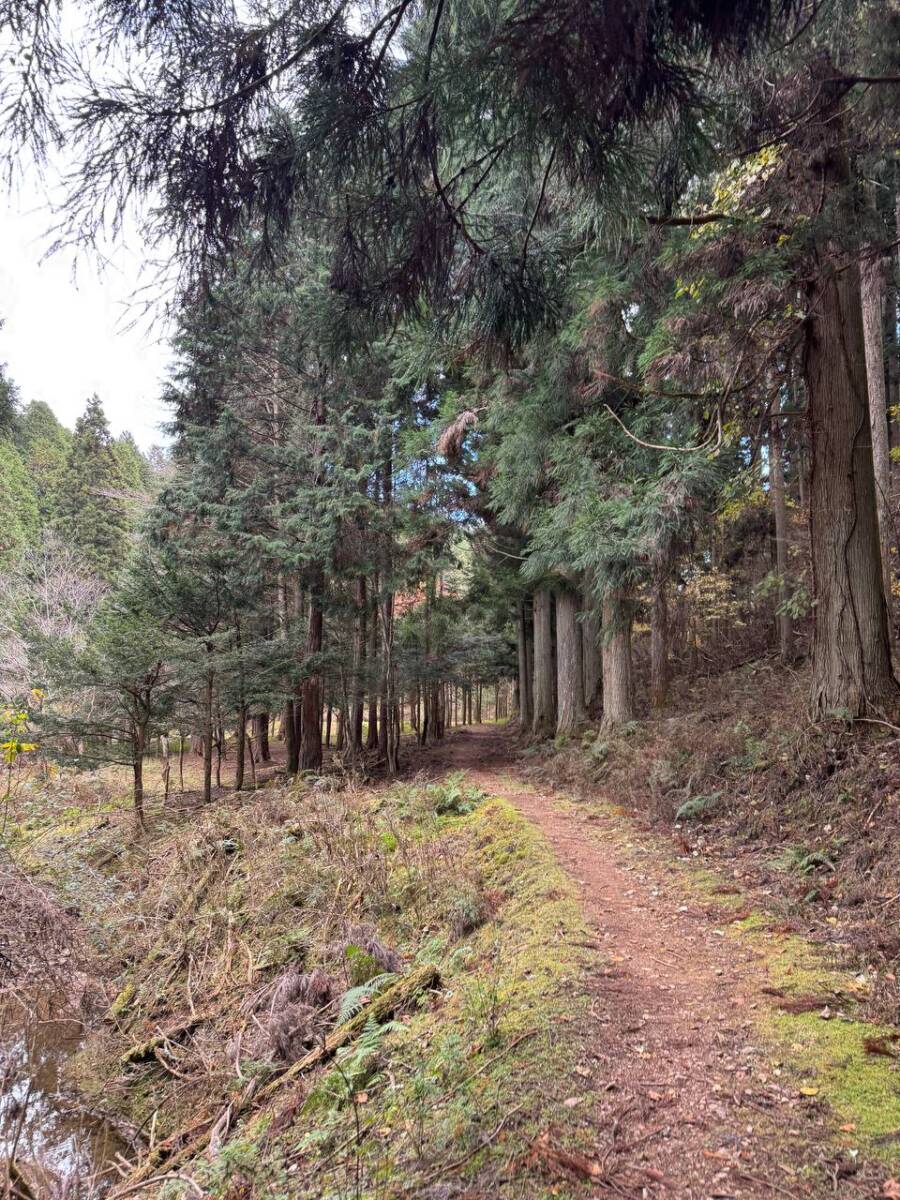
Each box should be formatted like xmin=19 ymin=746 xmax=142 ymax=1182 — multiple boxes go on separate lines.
xmin=17 ymin=400 xmax=72 ymax=526
xmin=0 ymin=359 xmax=19 ymax=437
xmin=0 ymin=441 xmax=40 ymax=567
xmin=54 ymin=395 xmax=130 ymax=579
xmin=113 ymin=431 xmax=154 ymax=494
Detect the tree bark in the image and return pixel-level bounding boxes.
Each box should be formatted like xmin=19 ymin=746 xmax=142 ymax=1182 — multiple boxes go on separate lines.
xmin=131 ymin=718 xmax=146 ymax=831
xmin=800 ymin=69 xmax=897 ymax=716
xmin=555 ymin=589 xmax=584 ymax=735
xmin=516 ymin=600 xmax=533 ymax=728
xmin=531 ymin=587 xmax=555 ymax=736
xmin=769 ymin=390 xmax=795 ymax=664
xmin=350 ymin=577 xmax=366 ymax=754
xmin=581 ymin=593 xmax=601 ymax=714
xmin=256 ymin=713 xmax=270 ymax=762
xmin=366 ymin=590 xmax=379 ymax=750
xmin=300 ymin=579 xmax=324 ymax=771
xmin=203 ymin=650 xmax=214 ymax=803
xmin=234 ymin=623 xmax=247 ymax=791
xmin=284 ymin=699 xmax=299 ymax=775
xmin=860 ymin=192 xmax=896 ymax=654
xmin=234 ymin=707 xmax=246 ymax=791
xmin=650 ymin=572 xmax=670 ymax=707
xmin=600 ymin=596 xmax=633 ymax=729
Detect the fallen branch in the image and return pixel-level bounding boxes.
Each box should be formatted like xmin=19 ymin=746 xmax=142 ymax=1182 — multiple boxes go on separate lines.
xmin=115 ymin=964 xmax=441 ymax=1189
xmin=120 ymin=1015 xmax=209 ymax=1065
xmin=254 ymin=963 xmax=441 ymax=1102
xmin=108 ymin=863 xmax=219 ymax=1024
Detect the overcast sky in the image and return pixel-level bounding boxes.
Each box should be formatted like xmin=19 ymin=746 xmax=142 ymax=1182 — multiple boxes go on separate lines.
xmin=0 ymin=178 xmax=172 ymax=451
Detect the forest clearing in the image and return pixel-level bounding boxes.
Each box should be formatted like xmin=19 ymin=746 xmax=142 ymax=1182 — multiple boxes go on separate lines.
xmin=2 ymin=0 xmax=900 ymax=1197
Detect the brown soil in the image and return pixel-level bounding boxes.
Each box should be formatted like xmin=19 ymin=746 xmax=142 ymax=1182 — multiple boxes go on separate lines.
xmin=417 ymin=724 xmax=888 ymax=1199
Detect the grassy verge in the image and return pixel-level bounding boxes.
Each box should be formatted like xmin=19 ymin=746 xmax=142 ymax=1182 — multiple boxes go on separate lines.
xmin=9 ymin=769 xmax=600 ymax=1198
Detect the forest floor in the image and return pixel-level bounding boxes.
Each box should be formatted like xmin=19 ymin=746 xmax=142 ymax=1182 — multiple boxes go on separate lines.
xmin=416 ymin=724 xmax=900 ymax=1199
xmin=2 ymin=686 xmax=900 ymax=1200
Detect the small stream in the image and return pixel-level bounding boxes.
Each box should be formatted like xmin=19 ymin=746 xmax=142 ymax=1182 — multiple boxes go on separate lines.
xmin=1 ymin=998 xmax=131 ymax=1197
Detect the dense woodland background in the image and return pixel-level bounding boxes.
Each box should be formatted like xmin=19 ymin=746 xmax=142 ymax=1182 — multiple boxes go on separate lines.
xmin=0 ymin=0 xmax=897 ymax=815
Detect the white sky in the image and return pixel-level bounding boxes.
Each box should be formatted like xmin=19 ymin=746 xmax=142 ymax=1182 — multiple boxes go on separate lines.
xmin=0 ymin=178 xmax=172 ymax=451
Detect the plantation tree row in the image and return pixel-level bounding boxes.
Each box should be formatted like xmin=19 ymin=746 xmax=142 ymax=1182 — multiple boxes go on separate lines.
xmin=1 ymin=0 xmax=898 ymax=821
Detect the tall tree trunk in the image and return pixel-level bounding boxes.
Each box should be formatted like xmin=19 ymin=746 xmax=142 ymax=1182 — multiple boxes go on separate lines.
xmin=351 ymin=576 xmax=367 ymax=753
xmin=234 ymin=623 xmax=247 ymax=791
xmin=516 ymin=600 xmax=533 ymax=728
xmin=366 ymin=591 xmax=379 ymax=749
xmin=769 ymin=390 xmax=795 ymax=664
xmin=860 ymin=191 xmax=896 ymax=655
xmin=300 ymin=578 xmax=324 ymax=771
xmin=234 ymin=707 xmax=246 ymax=791
xmin=247 ymin=732 xmax=257 ymax=790
xmin=284 ymin=699 xmax=299 ymax=775
xmin=531 ymin=587 xmax=555 ymax=736
xmin=650 ymin=572 xmax=670 ymax=707
xmin=301 ymin=387 xmax=328 ymax=769
xmin=202 ymin=646 xmax=215 ymax=803
xmin=581 ymin=592 xmax=601 ymax=714
xmin=131 ymin=717 xmax=146 ymax=832
xmin=256 ymin=713 xmax=270 ymax=762
xmin=601 ymin=596 xmax=633 ymax=729
xmin=555 ymin=589 xmax=584 ymax=735
xmin=278 ymin=572 xmax=298 ymax=775
xmin=800 ymin=67 xmax=897 ymax=716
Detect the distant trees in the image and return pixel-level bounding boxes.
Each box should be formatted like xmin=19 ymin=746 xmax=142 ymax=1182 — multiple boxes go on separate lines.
xmin=17 ymin=400 xmax=72 ymax=524
xmin=1 ymin=0 xmax=898 ymax=800
xmin=38 ymin=560 xmax=173 ymax=828
xmin=0 ymin=381 xmax=161 ymax=713
xmin=54 ymin=395 xmax=131 ymax=579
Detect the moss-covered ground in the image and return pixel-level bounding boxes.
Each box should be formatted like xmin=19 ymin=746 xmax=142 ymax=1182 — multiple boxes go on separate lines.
xmin=5 ymin=767 xmax=603 ymax=1198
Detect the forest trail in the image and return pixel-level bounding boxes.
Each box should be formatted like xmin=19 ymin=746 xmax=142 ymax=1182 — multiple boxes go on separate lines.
xmin=418 ymin=725 xmax=868 ymax=1199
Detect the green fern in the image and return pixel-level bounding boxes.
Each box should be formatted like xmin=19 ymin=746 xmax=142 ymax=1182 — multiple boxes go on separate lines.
xmin=675 ymin=792 xmax=721 ymax=822
xmin=303 ymin=1017 xmax=403 ymax=1115
xmin=336 ymin=972 xmax=397 ymax=1024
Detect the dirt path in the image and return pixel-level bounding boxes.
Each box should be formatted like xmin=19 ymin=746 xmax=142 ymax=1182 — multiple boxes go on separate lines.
xmin=417 ymin=725 xmax=879 ymax=1199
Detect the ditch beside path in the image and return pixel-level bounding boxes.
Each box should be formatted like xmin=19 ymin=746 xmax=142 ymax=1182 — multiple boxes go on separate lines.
xmin=419 ymin=724 xmax=886 ymax=1200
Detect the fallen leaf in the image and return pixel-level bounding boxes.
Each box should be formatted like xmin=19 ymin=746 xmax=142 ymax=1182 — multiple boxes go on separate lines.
xmin=840 ymin=1124 xmax=857 ymax=1133
xmin=864 ymin=1035 xmax=900 ymax=1059
xmin=799 ymin=1086 xmax=820 ymax=1097
xmin=531 ymin=1132 xmax=602 ymax=1179
xmin=563 ymin=1096 xmax=582 ymax=1108
xmin=354 ymin=1091 xmax=369 ymax=1104
xmin=882 ymin=1180 xmax=900 ymax=1199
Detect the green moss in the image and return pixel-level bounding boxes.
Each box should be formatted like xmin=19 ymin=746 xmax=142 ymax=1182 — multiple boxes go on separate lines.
xmin=764 ymin=1011 xmax=900 ymax=1164
xmin=107 ymin=978 xmax=136 ymax=1019
xmin=735 ymin=922 xmax=841 ymax=995
xmin=342 ymin=797 xmax=594 ymax=1194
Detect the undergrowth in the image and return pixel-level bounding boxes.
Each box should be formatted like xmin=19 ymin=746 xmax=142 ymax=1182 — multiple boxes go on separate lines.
xmin=12 ymin=771 xmax=597 ymax=1198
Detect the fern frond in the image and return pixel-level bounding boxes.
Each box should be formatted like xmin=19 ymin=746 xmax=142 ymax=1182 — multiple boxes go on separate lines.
xmin=336 ymin=973 xmax=398 ymax=1025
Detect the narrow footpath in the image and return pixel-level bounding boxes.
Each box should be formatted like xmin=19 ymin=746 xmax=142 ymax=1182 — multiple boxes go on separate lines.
xmin=420 ymin=724 xmax=883 ymax=1199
